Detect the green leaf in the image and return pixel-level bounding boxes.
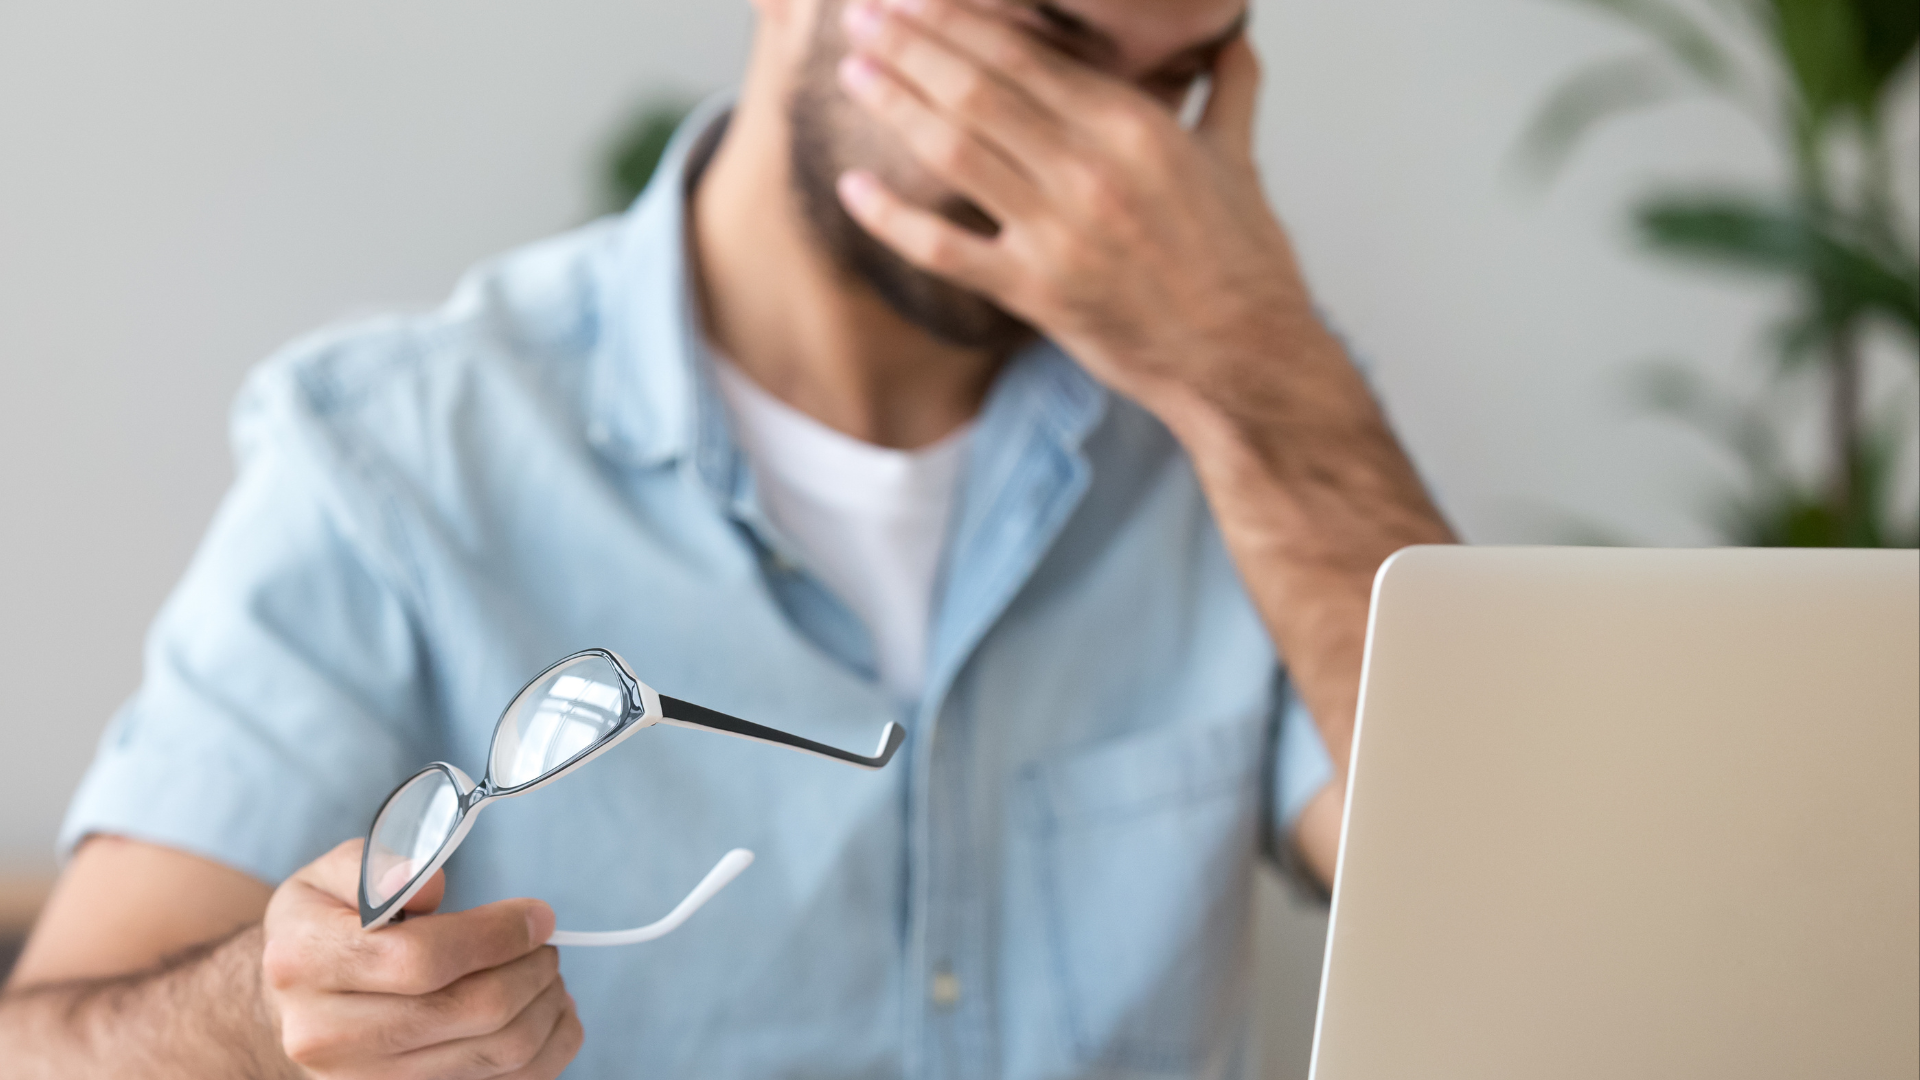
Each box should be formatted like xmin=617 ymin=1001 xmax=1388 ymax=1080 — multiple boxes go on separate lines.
xmin=1848 ymin=0 xmax=1920 ymax=109
xmin=1515 ymin=55 xmax=1685 ymax=179
xmin=1638 ymin=196 xmax=1810 ymax=268
xmin=1767 ymin=306 xmax=1829 ymax=368
xmin=601 ymin=98 xmax=693 ymax=214
xmin=1766 ymin=0 xmax=1869 ymax=120
xmin=1635 ymin=194 xmax=1920 ymax=334
xmin=1555 ymin=0 xmax=1740 ymax=88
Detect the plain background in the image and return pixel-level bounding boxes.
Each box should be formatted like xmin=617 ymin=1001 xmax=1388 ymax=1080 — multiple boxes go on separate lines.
xmin=0 ymin=0 xmax=1914 ymax=1075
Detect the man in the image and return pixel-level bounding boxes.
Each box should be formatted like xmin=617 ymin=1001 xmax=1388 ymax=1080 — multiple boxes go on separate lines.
xmin=0 ymin=0 xmax=1451 ymax=1074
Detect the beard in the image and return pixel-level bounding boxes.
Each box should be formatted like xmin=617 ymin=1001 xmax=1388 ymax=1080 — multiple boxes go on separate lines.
xmin=787 ymin=10 xmax=1034 ymax=353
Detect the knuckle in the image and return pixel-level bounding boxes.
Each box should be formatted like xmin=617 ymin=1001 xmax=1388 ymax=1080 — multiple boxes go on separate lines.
xmin=950 ymin=68 xmax=991 ymax=112
xmin=916 ymin=229 xmax=961 ymax=269
xmin=468 ymin=1027 xmax=542 ymax=1075
xmin=505 ymin=1016 xmax=550 ymax=1066
xmin=370 ymin=934 xmax=439 ymax=994
xmin=915 ymin=0 xmax=961 ymax=37
xmin=278 ymin=1017 xmax=337 ymax=1066
xmin=258 ymin=937 xmax=306 ymax=991
xmin=1068 ymin=164 xmax=1124 ymax=218
xmin=377 ymin=1005 xmax=440 ymax=1057
xmin=983 ymin=33 xmax=1039 ymax=81
xmin=1106 ymin=109 xmax=1158 ymax=156
xmin=1035 ymin=227 xmax=1096 ymax=292
xmin=552 ymin=1008 xmax=586 ymax=1064
xmin=869 ymin=17 xmax=906 ymax=53
xmin=924 ymin=130 xmax=972 ymax=175
xmin=464 ymin=976 xmax=520 ymax=1032
xmin=458 ymin=1044 xmax=513 ymax=1076
xmin=986 ymin=34 xmax=1025 ymax=70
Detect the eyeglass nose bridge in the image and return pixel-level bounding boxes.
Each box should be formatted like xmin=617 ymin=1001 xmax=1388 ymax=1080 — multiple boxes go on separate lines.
xmin=477 ymin=650 xmax=661 ymax=800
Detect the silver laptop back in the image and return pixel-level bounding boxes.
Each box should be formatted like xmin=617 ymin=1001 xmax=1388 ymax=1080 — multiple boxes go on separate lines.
xmin=1311 ymin=546 xmax=1919 ymax=1080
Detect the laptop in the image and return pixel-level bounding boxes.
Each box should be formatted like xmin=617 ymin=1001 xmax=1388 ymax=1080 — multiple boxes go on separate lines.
xmin=1310 ymin=546 xmax=1919 ymax=1080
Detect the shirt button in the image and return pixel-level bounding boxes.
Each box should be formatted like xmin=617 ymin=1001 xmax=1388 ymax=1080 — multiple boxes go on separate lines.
xmin=929 ymin=968 xmax=962 ymax=1010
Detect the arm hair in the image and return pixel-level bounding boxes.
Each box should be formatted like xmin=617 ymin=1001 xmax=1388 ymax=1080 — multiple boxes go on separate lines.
xmin=0 ymin=924 xmax=297 ymax=1079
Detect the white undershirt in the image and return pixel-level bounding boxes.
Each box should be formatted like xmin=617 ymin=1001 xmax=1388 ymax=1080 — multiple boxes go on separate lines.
xmin=713 ymin=357 xmax=971 ymax=702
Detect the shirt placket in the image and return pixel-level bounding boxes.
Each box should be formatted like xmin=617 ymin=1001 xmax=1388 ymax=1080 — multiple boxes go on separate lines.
xmin=919 ymin=686 xmax=990 ymax=1080
xmin=904 ymin=349 xmax=1105 ymax=1080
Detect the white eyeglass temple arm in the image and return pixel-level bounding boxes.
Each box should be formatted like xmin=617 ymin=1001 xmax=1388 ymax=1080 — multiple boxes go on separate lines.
xmin=545 ymin=849 xmax=755 ymax=947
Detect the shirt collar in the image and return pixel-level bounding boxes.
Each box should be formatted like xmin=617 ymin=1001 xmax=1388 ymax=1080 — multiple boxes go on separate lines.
xmin=586 ymin=94 xmax=733 ymax=471
xmin=584 ymin=94 xmax=1110 ymax=478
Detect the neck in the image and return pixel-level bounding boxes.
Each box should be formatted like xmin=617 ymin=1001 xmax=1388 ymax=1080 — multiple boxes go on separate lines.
xmin=689 ymin=77 xmax=1002 ymax=450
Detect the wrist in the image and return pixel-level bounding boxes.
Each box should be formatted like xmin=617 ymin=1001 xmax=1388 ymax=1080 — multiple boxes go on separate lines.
xmin=1159 ymin=337 xmax=1454 ymax=568
xmin=240 ymin=926 xmax=304 ymax=1080
xmin=1154 ymin=307 xmax=1350 ymax=443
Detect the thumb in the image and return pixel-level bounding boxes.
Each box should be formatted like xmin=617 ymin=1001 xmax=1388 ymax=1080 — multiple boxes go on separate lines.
xmin=1198 ymin=33 xmax=1261 ymax=159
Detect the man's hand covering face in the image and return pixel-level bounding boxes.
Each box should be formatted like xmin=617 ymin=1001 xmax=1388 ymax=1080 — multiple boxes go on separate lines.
xmin=833 ymin=0 xmax=1322 ymax=426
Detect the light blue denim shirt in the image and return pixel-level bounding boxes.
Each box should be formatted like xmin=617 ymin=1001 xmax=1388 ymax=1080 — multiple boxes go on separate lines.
xmin=61 ymin=102 xmax=1331 ymax=1080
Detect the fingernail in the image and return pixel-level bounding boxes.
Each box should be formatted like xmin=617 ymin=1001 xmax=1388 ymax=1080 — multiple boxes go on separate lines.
xmin=837 ymin=170 xmax=881 ymax=211
xmin=838 ymin=54 xmax=881 ymax=93
xmin=526 ymin=903 xmax=555 ymax=945
xmin=841 ymin=0 xmax=883 ymax=38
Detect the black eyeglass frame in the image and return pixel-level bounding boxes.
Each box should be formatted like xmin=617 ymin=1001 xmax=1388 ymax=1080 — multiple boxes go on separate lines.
xmin=357 ymin=647 xmax=904 ymax=931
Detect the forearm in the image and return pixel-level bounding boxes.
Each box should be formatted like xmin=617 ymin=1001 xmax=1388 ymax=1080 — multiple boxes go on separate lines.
xmin=1164 ymin=325 xmax=1455 ymax=776
xmin=0 ymin=924 xmax=297 ymax=1080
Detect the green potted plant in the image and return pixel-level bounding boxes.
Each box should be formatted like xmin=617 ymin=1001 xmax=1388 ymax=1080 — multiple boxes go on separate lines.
xmin=1522 ymin=0 xmax=1919 ymax=546
xmin=601 ymin=96 xmax=694 ymax=214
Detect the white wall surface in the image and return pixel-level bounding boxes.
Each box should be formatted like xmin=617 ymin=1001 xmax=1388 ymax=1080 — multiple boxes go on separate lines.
xmin=0 ymin=0 xmax=1913 ymax=1075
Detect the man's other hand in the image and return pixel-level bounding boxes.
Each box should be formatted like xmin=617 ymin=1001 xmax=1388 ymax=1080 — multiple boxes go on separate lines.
xmin=832 ymin=0 xmax=1327 ymax=432
xmin=263 ymin=840 xmax=582 ymax=1080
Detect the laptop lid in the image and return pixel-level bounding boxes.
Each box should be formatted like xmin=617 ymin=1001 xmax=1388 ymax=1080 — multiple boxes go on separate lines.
xmin=1310 ymin=546 xmax=1919 ymax=1080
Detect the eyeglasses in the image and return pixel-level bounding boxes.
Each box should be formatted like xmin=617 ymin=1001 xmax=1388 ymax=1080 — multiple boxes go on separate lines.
xmin=359 ymin=648 xmax=904 ymax=945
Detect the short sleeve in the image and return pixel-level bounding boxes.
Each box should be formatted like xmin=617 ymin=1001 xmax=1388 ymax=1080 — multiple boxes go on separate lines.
xmin=1263 ymin=676 xmax=1335 ymax=895
xmin=1276 ymin=684 xmax=1334 ymax=832
xmin=58 ymin=364 xmax=435 ymax=886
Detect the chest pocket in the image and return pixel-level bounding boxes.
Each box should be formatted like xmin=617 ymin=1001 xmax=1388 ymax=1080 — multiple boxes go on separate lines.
xmin=1025 ymin=708 xmax=1268 ymax=1074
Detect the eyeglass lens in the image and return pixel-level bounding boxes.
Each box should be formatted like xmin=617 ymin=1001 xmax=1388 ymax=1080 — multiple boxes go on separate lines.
xmin=365 ymin=768 xmax=463 ymax=910
xmin=488 ymin=653 xmax=630 ymax=790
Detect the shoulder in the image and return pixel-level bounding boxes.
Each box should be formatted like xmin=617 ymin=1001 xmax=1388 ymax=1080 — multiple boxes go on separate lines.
xmin=233 ymin=217 xmax=627 ymax=462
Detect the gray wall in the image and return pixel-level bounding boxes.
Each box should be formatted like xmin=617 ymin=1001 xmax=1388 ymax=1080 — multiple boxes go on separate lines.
xmin=0 ymin=1 xmax=1913 ymax=1076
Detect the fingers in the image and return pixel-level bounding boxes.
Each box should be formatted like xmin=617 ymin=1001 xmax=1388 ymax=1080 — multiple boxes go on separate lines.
xmin=348 ymin=897 xmax=554 ymax=995
xmin=390 ymin=975 xmax=576 ymax=1080
xmin=845 ymin=0 xmax=1192 ymax=210
xmin=264 ymin=843 xmax=583 ymax=1080
xmin=836 ymin=169 xmax=1007 ymax=286
xmin=278 ymin=945 xmax=563 ymax=1062
xmin=502 ymin=994 xmax=586 ymax=1080
xmin=842 ymin=0 xmax=1061 ymax=168
xmin=266 ymin=876 xmax=554 ymax=996
xmin=837 ymin=53 xmax=1039 ymax=222
xmin=1197 ymin=34 xmax=1261 ymax=158
xmin=876 ymin=0 xmax=1103 ymax=117
xmin=299 ymin=838 xmax=378 ymax=906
